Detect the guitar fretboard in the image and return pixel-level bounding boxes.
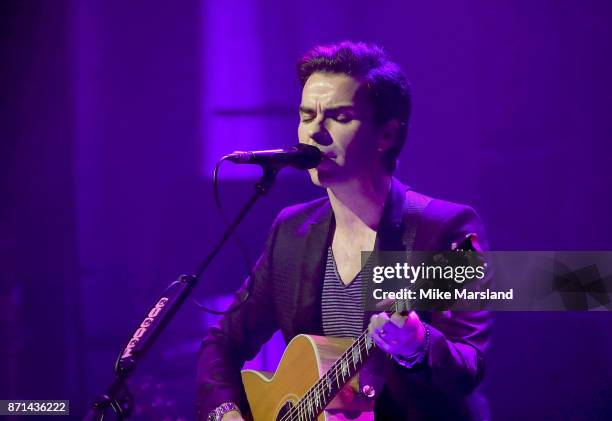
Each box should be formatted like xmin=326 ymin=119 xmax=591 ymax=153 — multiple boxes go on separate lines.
xmin=282 ymin=328 xmax=375 ymax=421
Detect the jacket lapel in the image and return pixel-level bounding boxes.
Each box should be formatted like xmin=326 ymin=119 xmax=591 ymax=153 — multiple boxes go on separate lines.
xmin=376 ymin=177 xmax=409 ymax=252
xmin=292 ymin=201 xmax=334 ymax=336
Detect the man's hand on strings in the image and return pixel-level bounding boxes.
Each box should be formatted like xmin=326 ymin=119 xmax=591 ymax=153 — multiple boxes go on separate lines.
xmin=367 ymin=311 xmax=426 ymax=358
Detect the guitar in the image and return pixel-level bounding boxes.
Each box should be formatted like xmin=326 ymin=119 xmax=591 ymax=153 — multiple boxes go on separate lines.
xmin=242 ymin=331 xmax=376 ymax=421
xmin=241 ymin=234 xmax=481 ymax=421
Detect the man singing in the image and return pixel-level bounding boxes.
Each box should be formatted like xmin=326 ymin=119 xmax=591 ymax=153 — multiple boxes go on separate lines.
xmin=197 ymin=41 xmax=491 ymax=421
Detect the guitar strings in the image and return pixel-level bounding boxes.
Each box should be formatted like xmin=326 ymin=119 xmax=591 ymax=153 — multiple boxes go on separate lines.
xmin=280 ymin=333 xmax=372 ymax=421
xmin=279 ymin=336 xmax=366 ymax=421
xmin=280 ymin=293 xmax=415 ymax=421
xmin=280 ymin=273 xmax=434 ymax=421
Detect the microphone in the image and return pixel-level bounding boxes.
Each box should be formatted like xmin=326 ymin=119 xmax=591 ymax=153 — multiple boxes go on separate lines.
xmin=224 ymin=144 xmax=322 ymax=169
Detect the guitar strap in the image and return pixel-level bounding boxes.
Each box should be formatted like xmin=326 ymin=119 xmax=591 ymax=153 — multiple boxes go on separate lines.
xmin=359 ymin=188 xmax=432 ymax=401
xmin=399 ymin=189 xmax=433 ymax=324
xmin=401 ymin=189 xmax=433 ymax=252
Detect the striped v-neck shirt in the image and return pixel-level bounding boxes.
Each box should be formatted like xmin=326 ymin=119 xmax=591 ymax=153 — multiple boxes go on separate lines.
xmin=321 ymin=247 xmax=367 ymax=339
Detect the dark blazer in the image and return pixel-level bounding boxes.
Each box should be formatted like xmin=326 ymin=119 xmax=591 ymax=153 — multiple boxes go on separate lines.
xmin=196 ymin=178 xmax=492 ymax=420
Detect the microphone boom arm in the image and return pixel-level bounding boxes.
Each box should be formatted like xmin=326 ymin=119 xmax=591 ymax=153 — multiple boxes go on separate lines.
xmin=85 ymin=163 xmax=279 ymax=420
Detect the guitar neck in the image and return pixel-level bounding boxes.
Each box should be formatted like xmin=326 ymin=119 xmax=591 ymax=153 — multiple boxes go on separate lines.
xmin=291 ymin=281 xmax=418 ymax=419
xmin=292 ymin=329 xmax=375 ymax=419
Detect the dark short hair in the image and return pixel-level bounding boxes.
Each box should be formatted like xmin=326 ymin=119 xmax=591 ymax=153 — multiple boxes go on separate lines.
xmin=297 ymin=41 xmax=411 ymax=173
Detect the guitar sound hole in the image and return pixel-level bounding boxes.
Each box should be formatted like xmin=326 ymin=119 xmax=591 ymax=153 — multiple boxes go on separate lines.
xmin=276 ymin=400 xmax=296 ymax=421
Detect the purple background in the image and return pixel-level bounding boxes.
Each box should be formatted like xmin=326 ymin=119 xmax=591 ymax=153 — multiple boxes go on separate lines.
xmin=1 ymin=0 xmax=611 ymax=419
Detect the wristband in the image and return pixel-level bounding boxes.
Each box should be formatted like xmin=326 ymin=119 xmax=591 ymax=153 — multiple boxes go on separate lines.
xmin=393 ymin=322 xmax=430 ymax=369
xmin=207 ymin=402 xmax=240 ymax=421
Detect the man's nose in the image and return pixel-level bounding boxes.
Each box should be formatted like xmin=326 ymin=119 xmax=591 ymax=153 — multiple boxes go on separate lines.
xmin=309 ymin=120 xmax=332 ymax=146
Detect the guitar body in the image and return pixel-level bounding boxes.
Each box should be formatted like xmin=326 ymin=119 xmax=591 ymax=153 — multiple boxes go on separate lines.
xmin=242 ymin=334 xmax=374 ymax=421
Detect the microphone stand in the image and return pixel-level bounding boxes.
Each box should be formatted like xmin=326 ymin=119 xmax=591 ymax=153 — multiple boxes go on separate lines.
xmin=85 ymin=166 xmax=279 ymax=420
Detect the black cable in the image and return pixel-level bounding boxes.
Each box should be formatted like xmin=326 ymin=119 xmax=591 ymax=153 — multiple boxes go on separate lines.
xmin=191 ymin=156 xmax=257 ymax=315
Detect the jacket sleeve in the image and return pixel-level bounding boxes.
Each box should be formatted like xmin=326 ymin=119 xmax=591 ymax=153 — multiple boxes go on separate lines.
xmin=415 ymin=202 xmax=493 ymax=396
xmin=196 ymin=217 xmax=281 ymax=419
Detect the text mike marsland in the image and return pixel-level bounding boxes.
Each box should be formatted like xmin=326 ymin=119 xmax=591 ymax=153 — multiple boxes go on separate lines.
xmin=225 ymin=144 xmax=322 ymax=169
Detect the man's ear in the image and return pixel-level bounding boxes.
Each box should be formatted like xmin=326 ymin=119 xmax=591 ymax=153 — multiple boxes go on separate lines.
xmin=377 ymin=119 xmax=400 ymax=152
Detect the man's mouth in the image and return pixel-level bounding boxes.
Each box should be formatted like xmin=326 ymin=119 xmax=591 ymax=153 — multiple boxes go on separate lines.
xmin=315 ymin=153 xmax=337 ymax=169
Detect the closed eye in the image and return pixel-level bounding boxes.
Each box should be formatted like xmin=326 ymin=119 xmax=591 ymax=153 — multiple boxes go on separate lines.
xmin=334 ymin=113 xmax=353 ymax=123
xmin=298 ymin=105 xmax=315 ymax=123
